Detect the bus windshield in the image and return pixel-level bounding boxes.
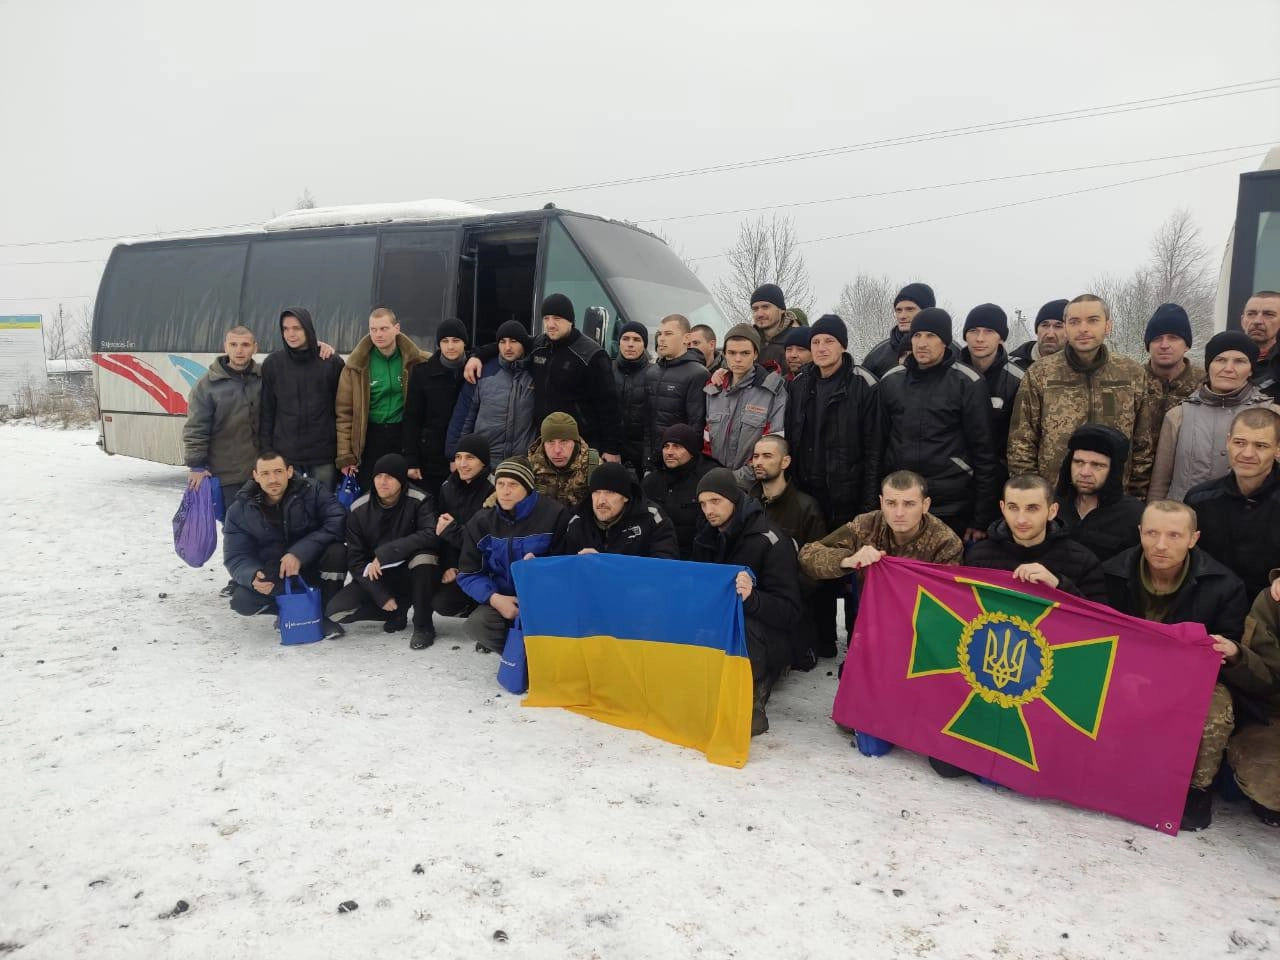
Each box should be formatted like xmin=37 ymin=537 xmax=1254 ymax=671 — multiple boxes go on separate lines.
xmin=561 ymin=215 xmax=727 ymax=337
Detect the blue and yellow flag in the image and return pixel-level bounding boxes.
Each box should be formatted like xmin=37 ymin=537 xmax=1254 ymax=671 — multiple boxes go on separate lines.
xmin=511 ymin=555 xmax=754 ymax=767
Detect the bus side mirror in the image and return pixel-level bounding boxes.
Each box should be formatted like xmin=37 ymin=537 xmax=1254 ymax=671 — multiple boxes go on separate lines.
xmin=583 ymin=306 xmax=608 ymax=346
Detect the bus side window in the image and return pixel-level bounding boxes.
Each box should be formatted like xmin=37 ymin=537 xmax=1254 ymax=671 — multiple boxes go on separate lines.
xmin=376 ymin=229 xmax=459 ymax=350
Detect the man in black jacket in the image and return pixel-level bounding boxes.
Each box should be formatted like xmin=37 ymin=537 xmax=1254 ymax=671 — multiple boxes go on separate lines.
xmin=612 ymin=321 xmax=651 ymax=477
xmin=259 ymin=308 xmax=344 ymax=492
xmin=641 ymin=423 xmax=718 ymax=560
xmin=325 ymin=454 xmax=440 ymax=649
xmin=462 ymin=294 xmax=623 ymax=461
xmin=645 ymin=314 xmax=708 ymax=465
xmin=1055 ymin=424 xmax=1144 ymax=562
xmin=1243 ymin=291 xmax=1280 ymax=400
xmin=863 ymin=282 xmax=935 ymax=378
xmin=967 ymin=474 xmax=1106 ymax=601
xmin=404 ymin=318 xmax=469 ymax=497
xmin=878 ymin=308 xmax=998 ymax=540
xmin=563 ymin=462 xmax=679 ymax=559
xmin=223 ymin=451 xmax=347 ymax=637
xmin=1102 ymin=499 xmax=1251 ymax=831
xmin=785 ymin=314 xmax=881 ymax=527
xmin=433 ymin=433 xmax=495 ymax=619
xmin=1009 ymin=298 xmax=1067 ymax=366
xmin=692 ymin=468 xmax=802 ymax=737
xmin=1185 ymin=407 xmax=1280 ymax=599
xmin=960 ymin=303 xmax=1025 ymax=479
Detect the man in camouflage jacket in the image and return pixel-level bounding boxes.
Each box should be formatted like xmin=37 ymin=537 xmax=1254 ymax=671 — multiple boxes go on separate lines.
xmin=527 ymin=411 xmax=599 ymax=508
xmin=1007 ymin=295 xmax=1156 ymax=498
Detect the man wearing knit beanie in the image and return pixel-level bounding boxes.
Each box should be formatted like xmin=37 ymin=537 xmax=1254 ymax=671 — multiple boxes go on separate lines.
xmin=1143 ymin=302 xmax=1202 ymax=443
xmin=1010 ymin=298 xmax=1068 ymax=366
xmin=562 ymin=462 xmax=679 ymax=558
xmin=453 ymin=321 xmax=536 ymax=466
xmin=405 ymin=317 xmax=472 ymax=495
xmin=691 ymin=467 xmax=802 ymax=737
xmin=705 ymin=323 xmax=789 ymax=485
xmin=433 ymin=433 xmax=497 ymax=621
xmin=782 ymin=326 xmax=813 ymax=378
xmin=324 ymin=452 xmax=441 ymax=650
xmin=640 ymin=422 xmax=719 ymax=559
xmin=529 ymin=412 xmax=598 ymax=507
xmin=749 ymin=282 xmax=801 ymax=371
xmin=1148 ymin=330 xmax=1277 ymax=500
xmin=878 ymin=307 xmax=999 ymax=541
xmin=864 ymin=282 xmax=937 ymax=378
xmin=612 ymin=321 xmax=652 ymax=474
xmin=960 ymin=303 xmax=1025 ymax=480
xmin=1008 ymin=294 xmax=1155 ymax=498
xmin=456 ymin=455 xmax=569 ymax=653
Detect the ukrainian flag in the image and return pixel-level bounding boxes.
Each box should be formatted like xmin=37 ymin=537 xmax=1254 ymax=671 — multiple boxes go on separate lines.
xmin=511 ymin=555 xmax=754 ymax=767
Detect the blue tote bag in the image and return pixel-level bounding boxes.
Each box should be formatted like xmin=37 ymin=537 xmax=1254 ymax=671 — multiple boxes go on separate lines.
xmin=497 ymin=616 xmax=528 ymax=695
xmin=336 ymin=474 xmax=362 ymax=510
xmin=277 ymin=576 xmax=324 ymax=646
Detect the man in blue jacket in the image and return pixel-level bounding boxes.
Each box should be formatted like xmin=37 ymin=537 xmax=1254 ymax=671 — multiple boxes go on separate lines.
xmin=457 ymin=457 xmax=569 ymax=653
xmin=223 ymin=450 xmax=348 ymax=637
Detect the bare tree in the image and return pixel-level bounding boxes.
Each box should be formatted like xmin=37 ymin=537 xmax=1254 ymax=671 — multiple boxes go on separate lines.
xmin=712 ymin=215 xmax=814 ymax=321
xmin=296 ymin=187 xmax=317 ymax=210
xmin=1088 ymin=209 xmax=1216 ymax=359
xmin=833 ymin=273 xmax=902 ymax=362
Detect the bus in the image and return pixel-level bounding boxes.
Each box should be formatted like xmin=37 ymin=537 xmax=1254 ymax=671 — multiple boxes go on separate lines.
xmin=1214 ymin=146 xmax=1280 ymax=332
xmin=91 ymin=201 xmax=727 ymax=467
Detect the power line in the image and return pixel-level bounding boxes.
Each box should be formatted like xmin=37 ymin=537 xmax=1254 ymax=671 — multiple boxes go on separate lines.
xmin=0 ymin=221 xmax=261 ymax=250
xmin=466 ymin=78 xmax=1279 ymax=202
xmin=640 ymin=142 xmax=1279 ymax=224
xmin=687 ymin=153 xmax=1266 ymax=261
xmin=0 ymin=258 xmax=107 ymax=267
xmin=0 ymin=294 xmax=94 ymax=301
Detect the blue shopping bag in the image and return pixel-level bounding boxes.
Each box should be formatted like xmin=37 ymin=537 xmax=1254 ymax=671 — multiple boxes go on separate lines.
xmin=854 ymin=731 xmax=894 ymax=757
xmin=277 ymin=576 xmax=324 ymax=646
xmin=497 ymin=616 xmax=528 ymax=695
xmin=173 ymin=482 xmax=218 ymax=568
xmin=336 ymin=474 xmax=362 ymax=510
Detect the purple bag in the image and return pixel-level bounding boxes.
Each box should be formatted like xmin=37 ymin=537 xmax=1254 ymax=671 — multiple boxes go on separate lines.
xmin=173 ymin=482 xmax=218 ymax=568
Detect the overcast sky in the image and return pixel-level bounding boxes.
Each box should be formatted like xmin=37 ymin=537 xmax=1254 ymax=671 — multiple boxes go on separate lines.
xmin=2 ymin=0 xmax=1277 ymax=339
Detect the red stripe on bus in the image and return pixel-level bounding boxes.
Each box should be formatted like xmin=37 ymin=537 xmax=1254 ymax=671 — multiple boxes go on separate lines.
xmin=93 ymin=353 xmax=189 ymax=415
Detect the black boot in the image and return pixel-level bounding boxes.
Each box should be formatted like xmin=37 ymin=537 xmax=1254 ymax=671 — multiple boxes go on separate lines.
xmin=1181 ymin=787 xmax=1213 ymax=832
xmin=219 ymin=579 xmax=236 ymax=598
xmin=928 ymin=757 xmax=970 ymax=779
xmin=410 ymin=618 xmax=436 ymax=650
xmin=751 ymin=675 xmax=774 ymax=737
xmin=1251 ymin=800 xmax=1280 ymax=827
xmin=322 ymin=618 xmax=346 ymax=640
xmin=383 ymin=608 xmax=408 ymax=633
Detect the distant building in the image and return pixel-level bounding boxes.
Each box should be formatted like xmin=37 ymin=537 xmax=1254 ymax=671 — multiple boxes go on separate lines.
xmin=0 ymin=315 xmax=46 ymax=410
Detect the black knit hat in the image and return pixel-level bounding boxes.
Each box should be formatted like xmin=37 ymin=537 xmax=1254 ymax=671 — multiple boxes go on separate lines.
xmin=436 ymin=317 xmax=469 ymax=347
xmin=1144 ymin=303 xmax=1192 ymax=348
xmin=749 ymin=283 xmax=786 ymax=310
xmin=661 ymin=423 xmax=702 ymax=459
xmin=589 ymin=462 xmax=634 ymax=498
xmin=495 ymin=319 xmax=533 ymax=354
xmin=894 ymin=283 xmax=936 ymax=310
xmin=455 ymin=433 xmax=491 ymax=466
xmin=372 ymin=453 xmax=409 ymax=487
xmin=494 ymin=457 xmax=536 ymax=494
xmin=963 ymin=303 xmax=1009 ymax=341
xmin=809 ymin=314 xmax=849 ymax=349
xmin=1035 ymin=298 xmax=1068 ymax=329
xmin=540 ymin=293 xmax=575 ymax=324
xmin=909 ymin=307 xmax=953 ymax=345
xmin=618 ymin=320 xmax=649 ymax=348
xmin=783 ymin=326 xmax=814 ymax=349
xmin=696 ymin=467 xmax=744 ymax=505
xmin=1204 ymin=330 xmax=1259 ymax=371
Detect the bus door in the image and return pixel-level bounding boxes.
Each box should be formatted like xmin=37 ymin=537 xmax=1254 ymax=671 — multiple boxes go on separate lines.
xmin=456 ymin=224 xmax=540 ymax=348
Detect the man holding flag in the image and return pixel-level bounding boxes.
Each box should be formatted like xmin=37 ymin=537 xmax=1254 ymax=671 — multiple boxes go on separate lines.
xmin=1101 ymin=500 xmax=1251 ymax=831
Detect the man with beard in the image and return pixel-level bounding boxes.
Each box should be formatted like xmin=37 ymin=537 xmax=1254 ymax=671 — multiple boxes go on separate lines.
xmin=454 ymin=320 xmax=537 ymax=465
xmin=783 ymin=327 xmax=813 ymax=380
xmin=641 ymin=423 xmax=718 ymax=560
xmin=1243 ymin=291 xmax=1280 ymax=400
xmin=1055 ymin=424 xmax=1144 ymax=562
xmin=1009 ymin=298 xmax=1067 ymax=366
xmin=404 ymin=318 xmax=470 ymax=496
xmin=528 ymin=412 xmax=598 ymax=507
xmin=692 ymin=468 xmax=802 ymax=736
xmin=562 ymin=462 xmax=679 ymax=559
xmin=748 ymin=283 xmax=801 ymax=371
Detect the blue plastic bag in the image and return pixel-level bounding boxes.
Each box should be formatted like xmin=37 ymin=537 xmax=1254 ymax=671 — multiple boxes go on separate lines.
xmin=854 ymin=731 xmax=894 ymax=757
xmin=173 ymin=482 xmax=218 ymax=568
xmin=497 ymin=616 xmax=528 ymax=694
xmin=336 ymin=474 xmax=362 ymax=510
xmin=277 ymin=576 xmax=324 ymax=646
xmin=209 ymin=479 xmax=225 ymax=523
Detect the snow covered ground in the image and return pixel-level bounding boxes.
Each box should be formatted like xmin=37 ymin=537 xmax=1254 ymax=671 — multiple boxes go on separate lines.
xmin=2 ymin=423 xmax=1277 ymax=960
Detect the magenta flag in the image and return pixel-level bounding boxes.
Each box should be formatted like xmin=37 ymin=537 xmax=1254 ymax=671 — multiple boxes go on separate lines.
xmin=834 ymin=556 xmax=1222 ymax=835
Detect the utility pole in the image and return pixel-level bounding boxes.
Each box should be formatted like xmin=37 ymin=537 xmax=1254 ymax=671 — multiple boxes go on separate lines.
xmin=58 ymin=302 xmax=68 ymax=365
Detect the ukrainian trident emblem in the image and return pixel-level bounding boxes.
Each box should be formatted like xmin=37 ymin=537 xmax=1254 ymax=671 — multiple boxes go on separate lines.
xmin=907 ymin=578 xmax=1118 ymax=770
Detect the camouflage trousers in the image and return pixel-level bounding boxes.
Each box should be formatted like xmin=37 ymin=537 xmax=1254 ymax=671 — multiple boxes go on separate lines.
xmin=1190 ymin=684 xmax=1234 ymax=790
xmin=1228 ymin=723 xmax=1280 ymax=810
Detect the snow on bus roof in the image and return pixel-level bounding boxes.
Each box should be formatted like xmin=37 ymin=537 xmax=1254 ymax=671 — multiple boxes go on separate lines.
xmin=262 ymin=199 xmax=498 ymax=232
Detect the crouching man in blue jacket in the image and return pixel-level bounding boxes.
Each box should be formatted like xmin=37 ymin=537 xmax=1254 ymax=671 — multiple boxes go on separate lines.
xmin=223 ymin=450 xmax=348 ymax=638
xmin=457 ymin=457 xmax=569 ymax=654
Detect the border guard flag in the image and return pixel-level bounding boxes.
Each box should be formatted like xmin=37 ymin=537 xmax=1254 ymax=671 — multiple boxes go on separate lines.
xmin=512 ymin=555 xmax=754 ymax=767
xmin=835 ymin=557 xmax=1222 ymax=834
